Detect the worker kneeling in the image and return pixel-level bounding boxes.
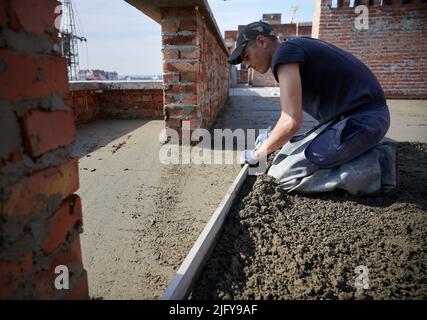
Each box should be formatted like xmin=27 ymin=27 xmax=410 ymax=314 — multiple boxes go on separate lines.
xmin=228 ymin=21 xmax=397 ymax=195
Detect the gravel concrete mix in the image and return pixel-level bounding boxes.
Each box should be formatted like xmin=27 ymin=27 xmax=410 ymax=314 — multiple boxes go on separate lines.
xmin=191 ymin=142 xmax=427 ymax=299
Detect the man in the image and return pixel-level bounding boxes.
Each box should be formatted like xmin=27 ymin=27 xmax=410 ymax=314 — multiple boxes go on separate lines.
xmin=228 ymin=21 xmax=395 ymax=194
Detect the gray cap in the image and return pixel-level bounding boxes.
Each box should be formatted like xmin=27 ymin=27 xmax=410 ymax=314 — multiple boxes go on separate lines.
xmin=227 ymin=21 xmax=274 ymax=65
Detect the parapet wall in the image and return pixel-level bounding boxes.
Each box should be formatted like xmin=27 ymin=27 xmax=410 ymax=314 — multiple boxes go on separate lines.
xmin=64 ymin=81 xmax=164 ymax=125
xmin=313 ymin=0 xmax=427 ymax=98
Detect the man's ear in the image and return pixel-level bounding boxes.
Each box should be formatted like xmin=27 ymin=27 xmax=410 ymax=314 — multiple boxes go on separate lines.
xmin=257 ymin=35 xmax=268 ymax=49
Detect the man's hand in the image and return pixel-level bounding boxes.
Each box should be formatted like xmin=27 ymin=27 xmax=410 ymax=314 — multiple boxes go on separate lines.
xmin=240 ymin=149 xmax=259 ymax=165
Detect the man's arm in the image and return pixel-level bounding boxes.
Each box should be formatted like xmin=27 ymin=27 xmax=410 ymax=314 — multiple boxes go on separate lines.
xmin=254 ymin=63 xmax=303 ymax=158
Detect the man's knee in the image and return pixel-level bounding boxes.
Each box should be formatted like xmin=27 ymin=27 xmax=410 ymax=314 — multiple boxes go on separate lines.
xmin=305 ymin=113 xmax=389 ymax=168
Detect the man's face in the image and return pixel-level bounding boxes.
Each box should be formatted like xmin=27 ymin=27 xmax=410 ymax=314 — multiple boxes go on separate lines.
xmin=241 ymin=36 xmax=271 ymax=74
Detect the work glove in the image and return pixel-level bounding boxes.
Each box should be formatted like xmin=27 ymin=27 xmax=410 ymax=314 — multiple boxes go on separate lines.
xmin=255 ymin=126 xmax=271 ymax=150
xmin=240 ymin=149 xmax=259 ymax=165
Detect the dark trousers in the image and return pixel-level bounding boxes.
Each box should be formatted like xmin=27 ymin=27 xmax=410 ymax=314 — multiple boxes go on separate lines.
xmin=305 ymin=104 xmax=391 ymax=169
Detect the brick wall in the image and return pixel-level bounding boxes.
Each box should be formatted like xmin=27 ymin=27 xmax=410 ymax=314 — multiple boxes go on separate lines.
xmin=249 ymin=68 xmax=278 ymax=87
xmin=64 ymin=82 xmax=164 ymax=125
xmin=160 ymin=5 xmax=230 ymax=139
xmin=224 ymin=30 xmax=238 ymax=52
xmin=126 ymin=1 xmax=230 ymax=140
xmin=313 ymin=0 xmax=427 ymax=98
xmin=296 ymin=22 xmax=312 ymax=37
xmin=63 ymin=89 xmax=99 ymax=125
xmin=237 ymin=68 xmax=249 ymax=85
xmin=0 ymin=0 xmax=88 ymax=299
xmin=100 ymin=88 xmax=164 ymax=119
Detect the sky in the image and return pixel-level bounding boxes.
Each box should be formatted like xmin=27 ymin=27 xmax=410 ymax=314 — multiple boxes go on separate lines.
xmin=70 ymin=0 xmax=315 ymax=76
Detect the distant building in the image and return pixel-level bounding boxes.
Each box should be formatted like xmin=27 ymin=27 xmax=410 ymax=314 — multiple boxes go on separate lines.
xmin=262 ymin=13 xmax=282 ymax=25
xmin=78 ymin=69 xmax=119 ymax=81
xmin=120 ymin=75 xmax=163 ymax=81
xmin=105 ymin=72 xmax=119 ymax=80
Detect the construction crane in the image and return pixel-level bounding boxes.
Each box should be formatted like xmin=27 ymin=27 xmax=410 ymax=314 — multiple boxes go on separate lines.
xmin=59 ymin=0 xmax=87 ymax=81
xmin=290 ymin=5 xmax=299 ymax=23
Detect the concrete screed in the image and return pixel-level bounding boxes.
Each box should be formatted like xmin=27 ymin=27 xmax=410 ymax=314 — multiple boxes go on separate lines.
xmin=73 ymin=88 xmax=427 ymax=299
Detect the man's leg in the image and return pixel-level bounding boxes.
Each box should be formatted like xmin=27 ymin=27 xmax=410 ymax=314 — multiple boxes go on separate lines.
xmin=304 ymin=104 xmax=390 ymax=169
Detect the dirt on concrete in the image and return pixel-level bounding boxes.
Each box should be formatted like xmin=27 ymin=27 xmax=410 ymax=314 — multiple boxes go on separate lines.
xmin=190 ymin=142 xmax=427 ymax=300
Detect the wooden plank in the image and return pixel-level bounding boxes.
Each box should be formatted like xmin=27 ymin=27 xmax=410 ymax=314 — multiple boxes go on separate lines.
xmin=161 ymin=164 xmax=249 ymax=300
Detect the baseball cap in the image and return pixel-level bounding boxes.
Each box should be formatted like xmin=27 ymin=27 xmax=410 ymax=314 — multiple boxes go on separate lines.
xmin=227 ymin=21 xmax=274 ymax=65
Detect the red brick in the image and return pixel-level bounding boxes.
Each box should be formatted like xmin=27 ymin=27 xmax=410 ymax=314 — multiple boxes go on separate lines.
xmin=163 ymin=72 xmax=180 ymax=83
xmin=0 ymin=157 xmax=79 ymax=218
xmin=22 ymin=110 xmax=75 ymax=157
xmin=179 ymin=20 xmax=198 ymax=32
xmin=165 ymin=94 xmax=197 ymax=105
xmin=162 ymin=35 xmax=198 ymax=46
xmin=153 ymin=95 xmax=164 ymax=103
xmin=42 ymin=195 xmax=82 ymax=254
xmin=180 ymin=50 xmax=200 ymax=60
xmin=0 ymin=50 xmax=68 ymax=101
xmin=0 ymin=252 xmax=33 ymax=299
xmin=180 ymin=72 xmax=198 ymax=82
xmin=142 ymin=95 xmax=152 ymax=102
xmin=63 ymin=270 xmax=89 ymax=300
xmin=9 ymin=0 xmax=57 ymax=34
xmin=33 ymin=236 xmax=84 ymax=300
xmin=161 ymin=20 xmax=178 ymax=33
xmin=198 ymin=72 xmax=208 ymax=82
xmin=182 ymin=95 xmax=198 ymax=104
xmin=164 ymin=61 xmax=199 ymax=73
xmin=166 ymin=107 xmax=199 ymax=118
xmin=137 ymin=89 xmax=162 ymax=95
xmin=165 ymin=83 xmax=197 ymax=94
xmin=162 ymin=49 xmax=179 ymax=60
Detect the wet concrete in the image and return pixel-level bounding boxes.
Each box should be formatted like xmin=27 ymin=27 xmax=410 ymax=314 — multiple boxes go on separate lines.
xmin=386 ymin=100 xmax=427 ymax=143
xmin=73 ymin=119 xmax=241 ymax=299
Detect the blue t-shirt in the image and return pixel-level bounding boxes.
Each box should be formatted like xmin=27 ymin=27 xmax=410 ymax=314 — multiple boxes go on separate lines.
xmin=271 ymin=36 xmax=386 ymax=123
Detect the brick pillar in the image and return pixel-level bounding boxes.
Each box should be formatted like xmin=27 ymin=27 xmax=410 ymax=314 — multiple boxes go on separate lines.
xmin=312 ymin=1 xmax=319 ymax=38
xmin=160 ymin=5 xmax=230 ymax=142
xmin=0 ymin=0 xmax=88 ymax=299
xmin=161 ymin=6 xmax=200 ymax=141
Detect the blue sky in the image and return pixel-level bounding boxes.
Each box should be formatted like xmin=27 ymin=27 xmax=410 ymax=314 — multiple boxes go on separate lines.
xmin=71 ymin=0 xmax=315 ymax=76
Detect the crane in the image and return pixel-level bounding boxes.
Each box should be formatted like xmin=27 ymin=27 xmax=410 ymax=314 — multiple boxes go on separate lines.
xmin=59 ymin=0 xmax=88 ymax=81
xmin=290 ymin=5 xmax=299 ymax=23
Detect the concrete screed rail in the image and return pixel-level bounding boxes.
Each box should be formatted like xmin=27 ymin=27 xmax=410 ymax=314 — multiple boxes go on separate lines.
xmin=161 ymin=164 xmax=250 ymax=300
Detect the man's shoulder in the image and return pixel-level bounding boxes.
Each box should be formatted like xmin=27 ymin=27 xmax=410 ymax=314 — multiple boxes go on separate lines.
xmin=274 ymin=36 xmax=315 ymax=59
xmin=281 ymin=36 xmax=323 ymax=47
